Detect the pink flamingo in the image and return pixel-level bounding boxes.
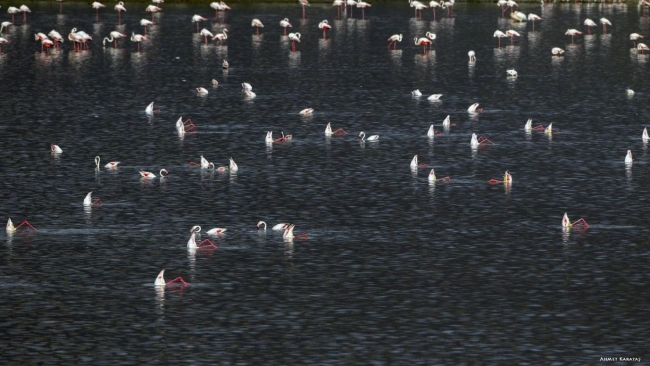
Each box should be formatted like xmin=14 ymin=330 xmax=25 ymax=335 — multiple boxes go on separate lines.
xmin=131 ymin=32 xmax=147 ymax=52
xmin=414 ymin=36 xmax=431 ymax=55
xmin=92 ymin=2 xmax=105 ymax=22
xmin=299 ymin=0 xmax=310 ymax=19
xmin=114 ymin=2 xmax=126 ymax=25
xmin=192 ymin=14 xmax=208 ymax=33
xmin=318 ymin=20 xmax=331 ymax=39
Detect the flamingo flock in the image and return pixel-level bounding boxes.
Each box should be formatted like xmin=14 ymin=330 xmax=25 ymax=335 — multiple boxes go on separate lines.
xmin=5 ymin=0 xmax=648 ymax=291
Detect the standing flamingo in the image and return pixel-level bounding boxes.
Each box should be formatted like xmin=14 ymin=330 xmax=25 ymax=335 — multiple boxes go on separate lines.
xmin=600 ymin=17 xmax=611 ymax=34
xmin=41 ymin=39 xmax=54 ymax=55
xmin=638 ymin=43 xmax=649 ymax=54
xmin=528 ymin=13 xmax=541 ymax=31
xmin=288 ymin=32 xmax=301 ymax=52
xmin=199 ymin=28 xmax=213 ymax=44
xmin=357 ymin=1 xmax=371 ymax=20
xmin=0 ymin=22 xmax=12 ymax=34
xmin=251 ymin=18 xmax=264 ymax=35
xmin=140 ymin=19 xmax=155 ymax=35
xmin=429 ymin=1 xmax=443 ymax=20
xmin=280 ymin=18 xmax=292 ymax=35
xmin=333 ymin=0 xmax=344 ymax=19
xmin=414 ymin=36 xmax=431 ymax=55
xmin=102 ymin=31 xmax=126 ymax=48
xmin=92 ymin=2 xmax=105 ymax=22
xmin=409 ymin=0 xmax=427 ymax=19
xmin=387 ymin=34 xmax=402 ymax=49
xmin=494 ymin=30 xmax=506 ymax=47
xmin=7 ymin=7 xmax=19 ymax=24
xmin=48 ymin=30 xmax=64 ymax=50
xmin=583 ymin=18 xmax=596 ymax=34
xmin=299 ymin=0 xmax=310 ymax=19
xmin=19 ymin=5 xmax=30 ymax=25
xmin=468 ymin=50 xmax=476 ymax=63
xmin=145 ymin=5 xmax=162 ymax=22
xmin=630 ymin=33 xmax=644 ymax=48
xmin=192 ymin=15 xmax=208 ymax=33
xmin=131 ymin=32 xmax=147 ymax=52
xmin=35 ymin=32 xmax=49 ymax=52
xmin=114 ymin=2 xmax=126 ymax=25
xmin=212 ymin=29 xmax=228 ymax=45
xmin=565 ymin=29 xmax=582 ymax=44
xmin=505 ymin=29 xmax=521 ymax=45
xmin=318 ymin=20 xmax=331 ymax=39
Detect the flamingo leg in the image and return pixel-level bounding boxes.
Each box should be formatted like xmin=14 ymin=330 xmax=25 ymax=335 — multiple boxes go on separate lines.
xmin=118 ymin=12 xmax=121 ymax=25
xmin=114 ymin=40 xmax=117 ymax=49
xmin=151 ymin=13 xmax=155 ymax=22
xmin=302 ymin=5 xmax=306 ymax=19
xmin=59 ymin=2 xmax=62 ymax=15
xmin=96 ymin=9 xmax=99 ymax=23
xmin=362 ymin=9 xmax=365 ymax=20
xmin=23 ymin=13 xmax=26 ymax=25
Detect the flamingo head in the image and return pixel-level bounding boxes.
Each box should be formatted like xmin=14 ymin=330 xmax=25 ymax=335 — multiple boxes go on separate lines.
xmin=190 ymin=225 xmax=201 ymax=233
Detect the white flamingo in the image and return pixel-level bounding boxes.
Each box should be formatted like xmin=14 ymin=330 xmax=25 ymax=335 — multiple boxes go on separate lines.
xmin=359 ymin=131 xmax=378 ymax=141
xmin=51 ymin=144 xmax=63 ymax=154
xmin=387 ymin=34 xmax=402 ymax=50
xmin=251 ymin=18 xmax=264 ymax=35
xmin=280 ymin=18 xmax=292 ymax=35
xmin=212 ymin=29 xmax=228 ymax=45
xmin=192 ymin=14 xmax=208 ymax=33
xmin=102 ymin=31 xmax=126 ymax=48
xmin=92 ymin=2 xmax=105 ymax=22
xmin=288 ymin=32 xmax=301 ymax=52
xmin=200 ymin=28 xmax=213 ymax=44
xmin=318 ymin=20 xmax=332 ymax=39
xmin=95 ymin=156 xmax=120 ymax=169
xmin=114 ymin=1 xmax=126 ymax=24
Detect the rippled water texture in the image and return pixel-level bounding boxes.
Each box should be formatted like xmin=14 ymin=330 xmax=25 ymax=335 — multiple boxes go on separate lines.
xmin=1 ymin=1 xmax=649 ymax=363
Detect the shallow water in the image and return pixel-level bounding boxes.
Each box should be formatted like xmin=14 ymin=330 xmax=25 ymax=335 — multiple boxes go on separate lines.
xmin=1 ymin=1 xmax=649 ymax=363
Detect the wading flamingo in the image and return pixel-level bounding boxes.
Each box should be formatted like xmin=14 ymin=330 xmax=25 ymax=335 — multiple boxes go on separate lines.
xmin=583 ymin=18 xmax=596 ymax=34
xmin=414 ymin=36 xmax=431 ymax=54
xmin=356 ymin=1 xmax=371 ymax=20
xmin=140 ymin=19 xmax=155 ymax=35
xmin=288 ymin=32 xmax=301 ymax=52
xmin=600 ymin=17 xmax=611 ymax=34
xmin=7 ymin=7 xmax=19 ymax=24
xmin=387 ymin=34 xmax=402 ymax=50
xmin=114 ymin=2 xmax=126 ymax=25
xmin=630 ymin=33 xmax=644 ymax=48
xmin=92 ymin=2 xmax=105 ymax=22
xmin=528 ymin=13 xmax=541 ymax=31
xmin=200 ymin=28 xmax=213 ymax=44
xmin=192 ymin=14 xmax=208 ymax=33
xmin=131 ymin=32 xmax=147 ymax=52
xmin=102 ymin=31 xmax=126 ymax=48
xmin=251 ymin=18 xmax=264 ymax=35
xmin=19 ymin=5 xmax=30 ymax=25
xmin=212 ymin=29 xmax=228 ymax=45
xmin=299 ymin=0 xmax=310 ymax=19
xmin=494 ymin=30 xmax=506 ymax=47
xmin=280 ymin=18 xmax=292 ymax=35
xmin=319 ymin=20 xmax=331 ymax=39
xmin=145 ymin=5 xmax=162 ymax=22
xmin=565 ymin=29 xmax=582 ymax=44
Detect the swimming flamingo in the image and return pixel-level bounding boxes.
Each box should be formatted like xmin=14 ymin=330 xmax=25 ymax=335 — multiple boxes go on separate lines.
xmin=467 ymin=102 xmax=480 ymax=113
xmin=414 ymin=36 xmax=431 ymax=54
xmin=427 ymin=125 xmax=436 ymax=137
xmin=625 ymin=150 xmax=633 ymax=163
xmin=229 ymin=157 xmax=238 ymax=172
xmin=299 ymin=108 xmax=313 ymax=115
xmin=493 ymin=30 xmax=506 ymax=48
xmin=280 ymin=18 xmax=292 ymax=35
xmin=139 ymin=169 xmax=168 ymax=178
xmin=630 ymin=33 xmax=644 ymax=48
xmin=442 ymin=115 xmax=450 ymax=128
xmin=251 ymin=19 xmax=264 ymax=35
xmin=583 ymin=18 xmax=596 ymax=34
xmin=552 ymin=47 xmax=564 ymax=55
xmin=562 ymin=213 xmax=589 ymax=229
xmin=192 ymin=14 xmax=208 ymax=33
xmin=131 ymin=32 xmax=147 ymax=52
xmin=102 ymin=31 xmax=126 ymax=48
xmin=288 ymin=32 xmax=301 ymax=52
xmin=428 ymin=169 xmax=450 ymax=182
xmin=7 ymin=7 xmax=19 ymax=24
xmin=325 ymin=122 xmax=347 ymax=136
xmin=212 ymin=79 xmax=218 ymax=86
xmin=187 ymin=232 xmax=217 ymax=250
xmin=505 ymin=29 xmax=521 ymax=45
xmin=356 ymin=1 xmax=371 ymax=20
xmin=319 ymin=20 xmax=331 ymax=39
xmin=92 ymin=2 xmax=105 ymax=22
xmin=197 ymin=87 xmax=209 ymax=95
xmin=468 ymin=50 xmax=476 ymax=63
xmin=6 ymin=218 xmax=37 ymax=234
xmin=427 ymin=94 xmax=442 ymax=101
xmin=299 ymin=0 xmax=310 ymax=19
xmin=145 ymin=102 xmax=161 ymax=114
xmin=359 ymin=131 xmax=378 ymax=141
xmin=528 ymin=13 xmax=541 ymax=31
xmin=470 ymin=133 xmax=479 ymax=148
xmin=600 ymin=18 xmax=611 ymax=34
xmin=19 ymin=5 xmax=30 ymax=25
xmin=507 ymin=69 xmax=517 ymax=77
xmin=95 ymin=156 xmax=120 ymax=169
xmin=265 ymin=131 xmax=273 ymax=144
xmin=145 ymin=5 xmax=162 ymax=22
xmin=191 ymin=225 xmax=227 ymax=236
xmin=83 ymin=192 xmax=102 ymax=206
xmin=257 ymin=221 xmax=290 ymax=231
xmin=412 ymin=89 xmax=422 ymax=96
xmin=140 ymin=19 xmax=155 ymax=35
xmin=199 ymin=28 xmax=213 ymax=44
xmin=155 ymin=269 xmax=189 ymax=287
xmin=643 ymin=128 xmax=649 ymax=142
xmin=565 ymin=29 xmax=582 ymax=44
xmin=387 ymin=34 xmax=402 ymax=50
xmin=212 ymin=29 xmax=228 ymax=45
xmin=410 ymin=155 xmax=427 ymax=168
xmin=244 ymin=90 xmax=256 ymax=98
xmin=51 ymin=144 xmax=63 ymax=154
xmin=114 ymin=2 xmax=126 ymax=25
xmin=283 ymin=224 xmax=307 ymax=240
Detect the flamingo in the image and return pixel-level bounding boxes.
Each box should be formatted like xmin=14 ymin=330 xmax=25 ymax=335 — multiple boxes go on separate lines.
xmin=283 ymin=224 xmax=307 ymax=240
xmin=347 ymin=0 xmax=358 ymax=17
xmin=244 ymin=90 xmax=256 ymax=98
xmin=600 ymin=17 xmax=611 ymax=34
xmin=494 ymin=30 xmax=507 ymax=48
xmin=552 ymin=47 xmax=564 ymax=55
xmin=583 ymin=18 xmax=596 ymax=35
xmin=140 ymin=19 xmax=155 ymax=35
xmin=565 ymin=29 xmax=582 ymax=44
xmin=242 ymin=82 xmax=253 ymax=91
xmin=467 ymin=102 xmax=480 ymax=113
xmin=333 ymin=0 xmax=344 ymax=18
xmin=265 ymin=131 xmax=273 ymax=144
xmin=506 ymin=0 xmax=517 ymax=14
xmin=131 ymin=32 xmax=147 ymax=52
xmin=212 ymin=79 xmax=218 ymax=86
xmin=41 ymin=39 xmax=54 ymax=55
xmin=200 ymin=155 xmax=211 ymax=169
xmin=114 ymin=2 xmax=126 ymax=25
xmin=145 ymin=5 xmax=162 ymax=22
xmin=319 ymin=20 xmax=331 ymax=39
xmin=73 ymin=29 xmax=92 ymax=50
xmin=412 ymin=89 xmax=422 ymax=97
xmin=427 ymin=125 xmax=436 ymax=138
xmin=7 ymin=7 xmax=19 ymax=24
xmin=192 ymin=14 xmax=208 ymax=33
xmin=505 ymin=29 xmax=521 ymax=45
xmin=212 ymin=29 xmax=228 ymax=45
xmin=210 ymin=2 xmax=226 ymax=21
xmin=410 ymin=155 xmax=427 ymax=169
xmin=187 ymin=232 xmax=216 ymax=250
xmin=510 ymin=11 xmax=526 ymax=22
xmin=0 ymin=22 xmax=12 ymax=34
xmin=229 ymin=158 xmax=238 ymax=172
xmin=544 ymin=123 xmax=554 ymax=135
xmin=35 ymin=33 xmax=49 ymax=52
xmin=191 ymin=225 xmax=227 ymax=236
xmin=359 ymin=131 xmax=378 ymax=141
xmin=563 ymin=213 xmax=588 ymax=229
xmin=498 ymin=0 xmax=507 ymax=17
xmin=145 ymin=102 xmax=162 ymax=114
xmin=95 ymin=156 xmax=120 ymax=169
xmin=468 ymin=50 xmax=476 ymax=63
xmin=630 ymin=33 xmax=644 ymax=48
xmin=409 ymin=0 xmax=428 ymax=19
xmin=643 ymin=128 xmax=649 ymax=142
xmin=299 ymin=108 xmax=313 ymax=115
xmin=504 ymin=171 xmax=512 ymax=184
xmin=288 ymin=32 xmax=301 ymax=52
xmin=428 ymin=169 xmax=437 ymax=182
xmin=197 ymin=87 xmax=209 ymax=95
xmin=528 ymin=13 xmax=541 ymax=31
xmin=19 ymin=5 xmax=30 ymax=25
xmin=299 ymin=0 xmax=310 ymax=19
xmin=325 ymin=122 xmax=347 ymax=136
xmin=48 ymin=30 xmax=64 ymax=50
xmin=83 ymin=192 xmax=102 ymax=206
xmin=442 ymin=115 xmax=450 ymax=129
xmin=251 ymin=18 xmax=264 ymax=35
xmin=140 ymin=169 xmax=168 ymax=179
xmin=470 ymin=133 xmax=479 ymax=148
xmin=92 ymin=2 xmax=105 ymax=22
xmin=356 ymin=1 xmax=371 ymax=20
xmin=428 ymin=94 xmax=442 ymax=101
xmin=280 ymin=18 xmax=292 ymax=35
xmin=638 ymin=43 xmax=649 ymax=54
xmin=274 ymin=132 xmax=292 ymax=144
xmin=443 ymin=0 xmax=454 ymax=17
xmin=507 ymin=69 xmax=517 ymax=77
xmin=414 ymin=36 xmax=431 ymax=55
xmin=387 ymin=34 xmax=402 ymax=50
xmin=627 ymin=88 xmax=635 ymax=97
xmin=155 ymin=269 xmax=189 ymax=287
xmin=6 ymin=218 xmax=37 ymax=234
xmin=199 ymin=28 xmax=213 ymax=44
xmin=257 ymin=221 xmax=290 ymax=231
xmin=625 ymin=150 xmax=634 ymax=163
xmin=51 ymin=144 xmax=63 ymax=154
xmin=429 ymin=1 xmax=443 ymax=20
xmin=102 ymin=31 xmax=126 ymax=48
xmin=425 ymin=31 xmax=436 ymax=50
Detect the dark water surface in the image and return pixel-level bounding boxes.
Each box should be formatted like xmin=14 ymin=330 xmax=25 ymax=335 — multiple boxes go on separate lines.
xmin=1 ymin=1 xmax=649 ymax=364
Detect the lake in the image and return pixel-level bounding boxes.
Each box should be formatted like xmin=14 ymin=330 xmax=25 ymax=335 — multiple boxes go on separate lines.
xmin=0 ymin=1 xmax=648 ymax=363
